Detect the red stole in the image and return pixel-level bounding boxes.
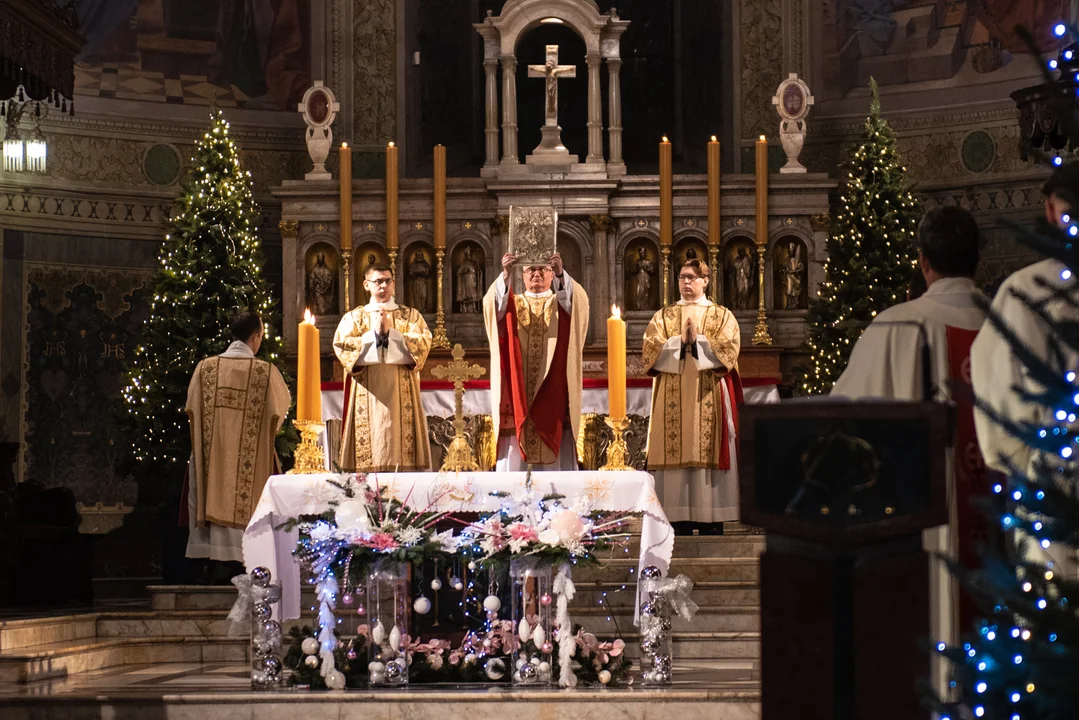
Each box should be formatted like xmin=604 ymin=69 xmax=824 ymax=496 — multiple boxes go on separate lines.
xmin=946 ymin=325 xmax=998 ymax=630
xmin=500 ymin=288 xmax=573 ymax=460
xmin=717 ymin=369 xmax=744 ymax=470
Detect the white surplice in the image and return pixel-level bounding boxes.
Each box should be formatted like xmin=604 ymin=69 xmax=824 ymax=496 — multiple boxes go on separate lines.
xmin=831 ymin=276 xmax=987 ymax=697
xmin=970 ymin=258 xmax=1079 ymax=580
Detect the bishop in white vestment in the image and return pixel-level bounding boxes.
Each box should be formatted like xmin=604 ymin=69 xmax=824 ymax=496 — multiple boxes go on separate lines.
xmin=334 ymin=263 xmax=432 ymax=473
xmin=831 ymin=206 xmax=986 ymax=695
xmin=483 ymin=252 xmax=589 ymax=471
xmin=185 ymin=312 xmax=290 ymax=562
xmin=643 ymin=259 xmax=742 ymax=526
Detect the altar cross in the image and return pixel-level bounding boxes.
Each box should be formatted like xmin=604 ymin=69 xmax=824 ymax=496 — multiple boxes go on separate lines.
xmin=528 ymin=45 xmax=576 ymax=127
xmin=431 ymin=343 xmax=486 ymax=471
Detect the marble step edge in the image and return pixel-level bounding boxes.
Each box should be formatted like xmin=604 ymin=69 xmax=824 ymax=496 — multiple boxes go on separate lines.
xmin=0 ymin=635 xmax=248 ymax=661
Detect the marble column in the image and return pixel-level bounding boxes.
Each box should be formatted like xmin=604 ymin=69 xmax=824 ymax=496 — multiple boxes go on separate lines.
xmin=500 ymin=55 xmax=519 ymax=165
xmin=483 ymin=59 xmax=500 ymax=169
xmin=606 ymin=58 xmax=624 ymax=172
xmin=278 ymin=219 xmax=300 ymax=352
xmin=590 ymin=214 xmax=613 ymax=344
xmin=586 ymin=53 xmax=604 ymax=165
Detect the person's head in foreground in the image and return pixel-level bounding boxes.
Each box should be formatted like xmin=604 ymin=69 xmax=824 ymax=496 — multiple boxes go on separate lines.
xmin=678 ymin=259 xmax=711 ymax=303
xmin=916 ymin=205 xmax=981 ymax=287
xmin=1043 ymin=161 xmax=1079 ymax=230
xmin=364 ymin=263 xmax=395 ymax=304
xmin=231 ymin=310 xmax=264 ymax=353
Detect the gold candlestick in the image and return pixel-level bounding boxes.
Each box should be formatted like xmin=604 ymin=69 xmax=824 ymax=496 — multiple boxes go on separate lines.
xmin=752 ymin=243 xmax=773 ymax=345
xmin=432 ymin=249 xmax=450 ymax=348
xmin=341 ymin=248 xmax=353 ymax=310
xmin=431 ymin=344 xmax=486 ymax=472
xmin=600 ymin=416 xmax=633 ymax=471
xmin=288 ymin=419 xmax=327 ymax=474
xmin=388 ymin=248 xmax=397 ymax=277
xmin=661 ymin=246 xmax=671 ymax=305
xmin=709 ymin=245 xmax=720 ymax=304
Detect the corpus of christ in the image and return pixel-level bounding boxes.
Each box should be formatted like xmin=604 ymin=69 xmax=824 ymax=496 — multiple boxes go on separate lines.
xmin=2 ymin=2 xmax=1076 ymax=719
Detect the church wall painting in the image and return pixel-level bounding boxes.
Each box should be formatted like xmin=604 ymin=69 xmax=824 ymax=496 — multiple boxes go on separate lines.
xmin=772 ymin=236 xmax=808 ymax=311
xmin=402 ymin=239 xmax=436 ymax=314
xmin=450 ymin=239 xmax=485 ymax=315
xmin=303 ymin=242 xmax=340 ymax=316
xmin=623 ymin=239 xmax=660 ymax=313
xmin=723 ymin=236 xmax=758 ymax=312
xmin=74 ymin=0 xmax=313 ymax=110
xmin=353 ymin=240 xmax=389 ymax=307
xmin=22 ymin=264 xmax=150 ymax=507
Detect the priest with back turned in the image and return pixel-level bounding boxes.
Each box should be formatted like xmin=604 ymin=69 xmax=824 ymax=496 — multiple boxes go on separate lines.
xmin=642 ymin=259 xmax=742 ymax=536
xmin=333 ymin=263 xmax=432 ymax=473
xmin=483 ymin=251 xmax=589 ymax=471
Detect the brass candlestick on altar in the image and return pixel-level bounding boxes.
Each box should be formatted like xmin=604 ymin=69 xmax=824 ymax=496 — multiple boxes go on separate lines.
xmin=432 ymin=249 xmax=450 ymax=348
xmin=709 ymin=245 xmax=720 ymax=304
xmin=388 ymin=248 xmax=397 ymax=277
xmin=752 ymin=243 xmax=773 ymax=345
xmin=660 ymin=246 xmax=671 ymax=305
xmin=341 ymin=248 xmax=353 ymax=310
xmin=432 ymin=344 xmax=485 ymax=472
xmin=600 ymin=416 xmax=633 ymax=471
xmin=288 ymin=419 xmax=327 ymax=474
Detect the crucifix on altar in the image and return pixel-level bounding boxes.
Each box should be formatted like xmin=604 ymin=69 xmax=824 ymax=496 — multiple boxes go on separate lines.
xmin=431 ymin=344 xmax=486 ymax=472
xmin=526 ymin=44 xmax=578 ymax=166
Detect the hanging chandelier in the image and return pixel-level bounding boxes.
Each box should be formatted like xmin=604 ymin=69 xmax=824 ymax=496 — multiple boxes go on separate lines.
xmin=1012 ymin=23 xmax=1079 ymax=164
xmin=2 ymin=86 xmax=49 ymax=173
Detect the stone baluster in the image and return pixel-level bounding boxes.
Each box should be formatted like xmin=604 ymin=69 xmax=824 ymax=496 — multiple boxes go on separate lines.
xmin=586 ymin=53 xmax=604 ymax=165
xmin=606 ymin=58 xmax=624 ymax=171
xmin=500 ymin=55 xmax=519 ymax=165
xmin=483 ymin=59 xmax=500 ymax=169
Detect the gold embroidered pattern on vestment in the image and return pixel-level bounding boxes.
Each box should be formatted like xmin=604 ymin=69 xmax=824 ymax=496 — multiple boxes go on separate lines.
xmin=661 ymin=305 xmax=682 ymax=466
xmin=198 ymin=357 xmax=220 ymax=498
xmin=234 ymin=359 xmax=270 ymax=524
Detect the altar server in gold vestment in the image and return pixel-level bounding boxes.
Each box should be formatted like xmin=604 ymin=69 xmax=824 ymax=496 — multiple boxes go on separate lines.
xmin=334 ymin=263 xmax=432 ymax=472
xmin=643 ymin=259 xmax=742 ymax=535
xmin=484 ymin=252 xmax=589 ymax=471
xmin=186 ymin=311 xmax=291 ymax=562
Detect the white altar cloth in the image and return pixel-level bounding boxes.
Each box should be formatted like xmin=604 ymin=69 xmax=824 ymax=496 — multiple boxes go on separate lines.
xmin=243 ymin=470 xmax=673 ymax=622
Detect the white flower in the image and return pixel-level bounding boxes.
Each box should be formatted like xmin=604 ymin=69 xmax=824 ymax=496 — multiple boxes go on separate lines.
xmin=335 ymin=499 xmax=371 ymax=534
xmin=508 ymin=537 xmax=532 ymax=553
xmin=433 ymin=529 xmax=459 ymax=553
xmin=395 ymin=526 xmax=424 ymax=547
xmin=309 ymin=521 xmax=333 ymax=543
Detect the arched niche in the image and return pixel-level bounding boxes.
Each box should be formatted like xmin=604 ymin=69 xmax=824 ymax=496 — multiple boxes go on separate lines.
xmin=556 ymin=231 xmax=583 ymax=281
xmin=303 ymin=242 xmax=340 ymax=317
xmin=353 ymin=240 xmax=389 ymax=308
xmin=401 ymin=240 xmax=436 ymax=314
xmin=492 ymin=0 xmax=607 ymax=56
xmin=622 ymin=238 xmax=660 ymax=312
xmin=772 ymin=235 xmax=808 ymax=310
xmin=451 ymin=239 xmax=486 ymax=314
xmin=723 ymin=236 xmax=758 ymax=312
xmin=672 ymin=234 xmax=710 ymax=303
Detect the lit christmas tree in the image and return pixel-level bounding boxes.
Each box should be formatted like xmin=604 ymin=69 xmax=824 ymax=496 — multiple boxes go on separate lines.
xmin=795 ymin=78 xmax=920 ymax=395
xmin=124 ymin=108 xmax=290 ymax=468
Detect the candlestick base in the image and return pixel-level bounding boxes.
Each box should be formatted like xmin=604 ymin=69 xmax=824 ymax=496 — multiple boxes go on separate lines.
xmin=600 ymin=416 xmax=633 ymax=471
xmin=287 ymin=420 xmax=327 ymax=474
xmin=432 ymin=249 xmax=451 ymax=348
xmin=441 ymin=435 xmax=480 ymax=473
xmin=388 ymin=248 xmax=398 ymax=277
xmin=752 ymin=305 xmax=773 ymax=345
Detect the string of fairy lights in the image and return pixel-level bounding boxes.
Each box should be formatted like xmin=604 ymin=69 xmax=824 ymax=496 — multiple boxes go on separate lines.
xmin=798 ymin=81 xmax=919 ymax=396
xmin=122 ymin=109 xmax=284 ymax=465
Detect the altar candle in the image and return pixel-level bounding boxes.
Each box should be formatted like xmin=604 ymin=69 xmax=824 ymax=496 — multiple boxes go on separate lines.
xmin=297 ymin=309 xmax=322 ymax=423
xmin=607 ymin=305 xmax=626 ymax=420
xmin=755 ymin=135 xmax=768 ymax=243
xmin=339 ymin=143 xmax=352 ymax=250
xmin=707 ymin=136 xmax=720 ymax=247
xmin=386 ymin=141 xmax=399 ymax=249
xmin=433 ymin=144 xmax=446 ymax=249
xmin=659 ymin=136 xmax=673 ymax=247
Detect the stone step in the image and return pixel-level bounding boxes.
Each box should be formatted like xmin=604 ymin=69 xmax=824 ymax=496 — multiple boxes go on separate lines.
xmin=573 ymin=556 xmax=760 ymax=584
xmin=572 ymin=580 xmax=759 ymax=608
xmin=572 ymin=605 xmax=760 ymax=633
xmin=95 ymin=610 xmax=234 ymax=640
xmin=0 ymin=614 xmax=98 ymax=652
xmin=0 ymin=636 xmax=248 ymax=683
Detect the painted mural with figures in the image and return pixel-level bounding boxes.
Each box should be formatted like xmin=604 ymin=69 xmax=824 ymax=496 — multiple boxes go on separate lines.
xmin=74 ymin=0 xmax=312 ymax=110
xmin=24 ymin=267 xmax=150 ymax=506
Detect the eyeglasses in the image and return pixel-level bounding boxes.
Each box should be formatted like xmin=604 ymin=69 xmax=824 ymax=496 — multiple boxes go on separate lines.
xmin=366 ymin=277 xmax=394 ymax=286
xmin=523 ymin=267 xmax=552 ymax=276
xmin=678 ymin=274 xmax=706 ymax=282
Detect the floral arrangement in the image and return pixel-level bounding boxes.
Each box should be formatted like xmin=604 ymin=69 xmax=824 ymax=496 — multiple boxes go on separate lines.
xmin=463 ymin=484 xmax=633 ymax=570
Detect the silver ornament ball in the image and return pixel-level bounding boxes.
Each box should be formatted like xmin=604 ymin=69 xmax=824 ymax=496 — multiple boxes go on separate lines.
xmin=640 ymin=566 xmax=662 ymax=580
xmin=260 ymin=656 xmax=282 ymax=677
xmin=252 ymin=603 xmax=272 ymax=621
xmin=250 ymin=567 xmax=272 ymax=587
xmin=304 ymin=655 xmax=319 ymax=669
xmin=385 ymin=661 xmax=405 ymax=683
xmin=518 ymin=662 xmax=539 ymax=683
xmin=430 ymin=578 xmax=442 ymax=591
xmin=484 ymin=657 xmax=506 ymax=680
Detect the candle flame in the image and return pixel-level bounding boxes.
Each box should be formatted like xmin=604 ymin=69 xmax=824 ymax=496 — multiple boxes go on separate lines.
xmin=711 ymin=135 xmax=717 ymax=142
xmin=388 ymin=141 xmax=395 ymax=148
xmin=661 ymin=136 xmax=669 ymax=143
xmin=341 ymin=142 xmax=348 ymax=149
xmin=759 ymin=134 xmax=766 ymax=142
xmin=612 ymin=304 xmax=621 ymax=320
xmin=304 ymin=308 xmax=316 ymax=325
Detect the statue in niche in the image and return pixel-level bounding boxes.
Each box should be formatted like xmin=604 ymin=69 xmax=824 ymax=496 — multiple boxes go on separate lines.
xmin=729 ymin=246 xmax=756 ymax=310
xmin=306 ymin=251 xmax=336 ymax=316
xmin=456 ymin=246 xmax=482 ymax=314
xmin=629 ymin=245 xmax=655 ymax=311
xmin=407 ymin=250 xmax=432 ymax=312
xmin=779 ymin=241 xmax=805 ymax=310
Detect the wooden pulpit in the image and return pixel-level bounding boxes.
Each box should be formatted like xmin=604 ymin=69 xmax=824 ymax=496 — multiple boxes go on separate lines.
xmin=739 ymin=401 xmax=952 ymax=720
